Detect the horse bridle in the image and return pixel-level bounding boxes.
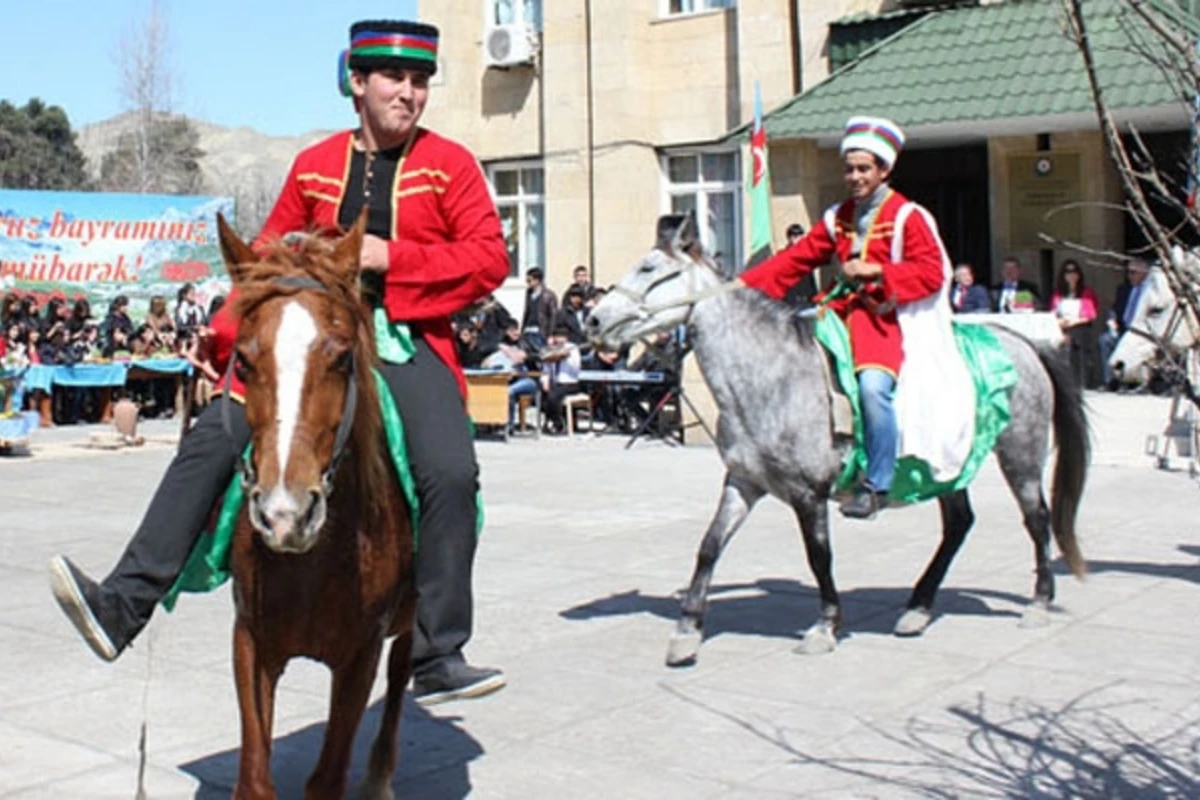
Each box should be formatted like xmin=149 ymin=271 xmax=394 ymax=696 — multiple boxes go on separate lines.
xmin=220 ymin=275 xmax=359 ymax=497
xmin=1124 ymin=303 xmax=1187 ymax=352
xmin=599 ymin=254 xmax=737 ymax=343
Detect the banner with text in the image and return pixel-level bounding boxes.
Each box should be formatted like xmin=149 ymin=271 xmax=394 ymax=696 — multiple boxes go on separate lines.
xmin=0 ymin=189 xmax=235 ymax=317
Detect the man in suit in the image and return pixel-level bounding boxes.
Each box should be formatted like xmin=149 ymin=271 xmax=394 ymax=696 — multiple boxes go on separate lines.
xmin=1098 ymin=257 xmax=1151 ymax=387
xmin=992 ymin=257 xmax=1041 ymax=312
xmin=950 ymin=263 xmax=991 ymax=313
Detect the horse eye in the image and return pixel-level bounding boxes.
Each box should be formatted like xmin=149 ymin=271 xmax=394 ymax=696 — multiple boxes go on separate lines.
xmin=334 ymin=350 xmax=352 ymax=372
xmin=638 ymin=263 xmax=656 ymax=274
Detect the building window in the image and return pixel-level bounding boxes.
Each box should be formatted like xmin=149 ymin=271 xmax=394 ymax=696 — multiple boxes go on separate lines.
xmin=490 ymin=0 xmax=542 ymax=30
xmin=663 ymin=0 xmax=735 ymax=16
xmin=662 ymin=151 xmax=741 ymax=272
xmin=486 ymin=162 xmax=545 ymax=278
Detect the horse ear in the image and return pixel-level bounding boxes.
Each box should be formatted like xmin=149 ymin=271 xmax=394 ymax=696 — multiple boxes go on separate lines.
xmin=333 ymin=208 xmax=368 ymax=271
xmin=656 ymin=212 xmax=700 ymax=257
xmin=674 ymin=210 xmax=702 ymax=259
xmin=655 ymin=214 xmax=686 ymax=253
xmin=216 ymin=213 xmax=256 ymax=284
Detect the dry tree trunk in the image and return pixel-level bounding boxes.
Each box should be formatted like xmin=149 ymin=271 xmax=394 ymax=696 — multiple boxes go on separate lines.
xmin=1060 ymin=0 xmax=1200 ymax=336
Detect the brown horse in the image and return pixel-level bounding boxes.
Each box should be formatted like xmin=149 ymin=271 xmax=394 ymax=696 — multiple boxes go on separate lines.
xmin=216 ymin=214 xmax=415 ymax=800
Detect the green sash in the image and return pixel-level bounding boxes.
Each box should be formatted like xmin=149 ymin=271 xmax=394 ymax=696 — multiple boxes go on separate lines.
xmin=161 ymin=317 xmax=484 ymax=612
xmin=162 ymin=368 xmax=421 ymax=610
xmin=813 ymin=314 xmax=1017 ymax=504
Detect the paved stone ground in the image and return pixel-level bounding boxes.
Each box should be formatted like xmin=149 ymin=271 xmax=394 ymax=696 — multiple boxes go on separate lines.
xmin=1 ymin=392 xmax=1198 ymax=799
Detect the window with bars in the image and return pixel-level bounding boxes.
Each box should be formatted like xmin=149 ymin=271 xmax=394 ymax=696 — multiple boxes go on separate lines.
xmin=486 ymin=162 xmax=545 ymax=278
xmin=662 ymin=151 xmax=742 ymax=272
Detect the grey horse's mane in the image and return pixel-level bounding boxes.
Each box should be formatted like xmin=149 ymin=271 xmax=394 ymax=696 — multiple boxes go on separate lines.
xmin=655 ymin=209 xmax=815 ymax=346
xmin=726 ymin=273 xmax=815 ymax=347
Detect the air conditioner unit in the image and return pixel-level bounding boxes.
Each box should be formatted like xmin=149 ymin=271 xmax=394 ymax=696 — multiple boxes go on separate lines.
xmin=484 ymin=23 xmax=538 ymax=69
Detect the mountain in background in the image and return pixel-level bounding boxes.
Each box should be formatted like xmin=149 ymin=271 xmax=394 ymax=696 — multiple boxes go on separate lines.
xmin=76 ymin=113 xmax=334 ymax=230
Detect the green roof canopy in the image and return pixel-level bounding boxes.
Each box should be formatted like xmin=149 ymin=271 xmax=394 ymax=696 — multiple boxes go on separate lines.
xmin=761 ymin=0 xmax=1194 ymax=142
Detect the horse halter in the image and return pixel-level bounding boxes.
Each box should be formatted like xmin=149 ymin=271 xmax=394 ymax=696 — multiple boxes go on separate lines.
xmin=221 ymin=275 xmax=360 ymax=497
xmin=600 ymin=253 xmax=735 ymax=343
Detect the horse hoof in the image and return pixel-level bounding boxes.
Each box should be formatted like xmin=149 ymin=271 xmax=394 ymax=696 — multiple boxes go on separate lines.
xmin=666 ymin=631 xmax=702 ymax=667
xmin=794 ymin=624 xmax=837 ymax=656
xmin=1019 ymin=602 xmax=1051 ymax=629
xmin=894 ymin=607 xmax=933 ymax=637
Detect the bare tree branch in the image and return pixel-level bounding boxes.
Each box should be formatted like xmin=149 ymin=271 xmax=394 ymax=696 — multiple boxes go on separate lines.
xmin=1059 ymin=0 xmax=1200 ymax=340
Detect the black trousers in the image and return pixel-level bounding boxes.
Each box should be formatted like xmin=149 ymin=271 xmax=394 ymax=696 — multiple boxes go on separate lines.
xmin=544 ymin=383 xmax=580 ymax=431
xmin=100 ymin=338 xmax=480 ymax=672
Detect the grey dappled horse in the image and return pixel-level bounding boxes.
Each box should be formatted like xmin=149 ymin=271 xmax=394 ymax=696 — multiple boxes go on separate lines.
xmin=586 ymin=214 xmax=1089 ymax=666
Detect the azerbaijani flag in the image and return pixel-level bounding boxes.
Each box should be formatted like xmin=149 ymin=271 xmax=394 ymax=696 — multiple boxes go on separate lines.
xmin=746 ymin=80 xmax=774 ymax=267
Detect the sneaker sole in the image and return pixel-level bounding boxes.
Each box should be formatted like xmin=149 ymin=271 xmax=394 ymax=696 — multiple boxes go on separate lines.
xmin=414 ymin=673 xmax=507 ymax=706
xmin=47 ymin=557 xmax=119 ymax=662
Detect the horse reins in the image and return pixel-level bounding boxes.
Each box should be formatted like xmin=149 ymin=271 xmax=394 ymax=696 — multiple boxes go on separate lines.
xmin=599 ymin=255 xmax=741 ymax=343
xmin=220 ymin=275 xmax=360 ymax=496
xmin=599 ymin=253 xmax=894 ymax=347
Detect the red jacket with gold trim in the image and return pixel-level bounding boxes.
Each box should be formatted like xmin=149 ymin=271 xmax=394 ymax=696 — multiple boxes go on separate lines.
xmin=208 ymin=288 xmax=242 ymax=400
xmin=247 ymin=128 xmax=509 ymax=398
xmin=740 ymin=188 xmax=946 ymax=375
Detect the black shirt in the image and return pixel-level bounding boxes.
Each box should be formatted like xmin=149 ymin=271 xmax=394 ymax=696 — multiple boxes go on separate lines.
xmin=337 ymin=138 xmax=407 ymax=306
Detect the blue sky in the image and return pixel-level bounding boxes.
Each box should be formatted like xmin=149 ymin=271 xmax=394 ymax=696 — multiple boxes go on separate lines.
xmin=2 ymin=0 xmax=418 ymax=136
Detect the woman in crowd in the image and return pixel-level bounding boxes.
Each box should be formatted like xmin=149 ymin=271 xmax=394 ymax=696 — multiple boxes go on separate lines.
xmin=1 ymin=292 xmax=23 ymax=327
xmin=67 ymin=297 xmax=93 ymax=340
xmin=144 ymin=295 xmax=177 ymax=352
xmin=174 ymin=283 xmax=206 ymax=347
xmin=1050 ymin=259 xmax=1100 ymax=388
xmin=100 ymin=296 xmax=134 ymax=357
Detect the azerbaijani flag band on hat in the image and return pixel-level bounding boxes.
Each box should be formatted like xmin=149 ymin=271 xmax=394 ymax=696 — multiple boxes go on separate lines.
xmin=839 ymin=116 xmax=905 ymax=169
xmin=338 ymin=20 xmax=439 ymax=96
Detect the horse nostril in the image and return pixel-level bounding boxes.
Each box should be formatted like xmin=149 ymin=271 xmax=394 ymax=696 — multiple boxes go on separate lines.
xmin=303 ymin=488 xmax=326 ymax=533
xmin=248 ymin=487 xmax=270 ymax=534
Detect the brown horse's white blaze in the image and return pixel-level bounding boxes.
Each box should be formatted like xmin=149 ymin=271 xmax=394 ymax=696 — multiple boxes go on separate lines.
xmin=246 ymin=299 xmax=327 ymax=553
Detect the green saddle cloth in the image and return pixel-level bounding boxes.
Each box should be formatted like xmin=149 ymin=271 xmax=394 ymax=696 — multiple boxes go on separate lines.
xmin=812 ymin=313 xmax=1018 ymax=505
xmin=162 ymin=316 xmax=480 ymax=611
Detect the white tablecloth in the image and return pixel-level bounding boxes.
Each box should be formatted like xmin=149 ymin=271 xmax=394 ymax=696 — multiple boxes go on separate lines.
xmin=954 ymin=312 xmax=1065 ymax=347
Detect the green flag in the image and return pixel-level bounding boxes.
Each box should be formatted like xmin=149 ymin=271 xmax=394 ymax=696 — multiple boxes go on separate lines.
xmin=747 ymin=80 xmax=773 ymax=267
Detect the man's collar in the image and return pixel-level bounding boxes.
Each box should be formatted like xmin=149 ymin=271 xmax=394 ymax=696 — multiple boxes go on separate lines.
xmin=853 ymin=182 xmax=889 ymax=210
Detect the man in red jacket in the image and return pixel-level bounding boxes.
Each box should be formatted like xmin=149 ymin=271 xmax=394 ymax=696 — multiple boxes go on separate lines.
xmin=740 ymin=116 xmax=951 ymax=520
xmin=49 ymin=19 xmax=510 ymax=704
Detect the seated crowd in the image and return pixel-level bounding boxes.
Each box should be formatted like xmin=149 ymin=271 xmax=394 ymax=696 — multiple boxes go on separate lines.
xmin=452 ymin=267 xmax=682 ymax=437
xmin=948 ymin=254 xmax=1168 ymax=392
xmin=0 ymin=283 xmax=225 ymax=423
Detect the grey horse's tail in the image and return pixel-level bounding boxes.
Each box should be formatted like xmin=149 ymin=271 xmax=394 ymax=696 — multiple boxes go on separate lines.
xmin=1036 ymin=344 xmax=1090 ymax=578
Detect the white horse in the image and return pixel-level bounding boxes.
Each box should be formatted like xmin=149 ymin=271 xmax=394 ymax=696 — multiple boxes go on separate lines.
xmin=1108 ymin=263 xmax=1198 ymax=387
xmin=1109 ymin=252 xmax=1200 ymax=474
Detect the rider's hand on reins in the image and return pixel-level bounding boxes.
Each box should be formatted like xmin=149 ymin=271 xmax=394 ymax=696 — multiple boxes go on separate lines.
xmin=843 ymin=258 xmax=882 ymax=280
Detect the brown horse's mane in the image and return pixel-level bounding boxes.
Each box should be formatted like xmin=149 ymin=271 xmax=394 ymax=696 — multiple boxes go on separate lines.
xmin=234 ymin=237 xmax=393 ymax=523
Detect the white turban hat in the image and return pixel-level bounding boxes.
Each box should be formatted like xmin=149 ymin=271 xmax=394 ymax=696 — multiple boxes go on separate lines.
xmin=840 ymin=116 xmax=906 ymax=168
